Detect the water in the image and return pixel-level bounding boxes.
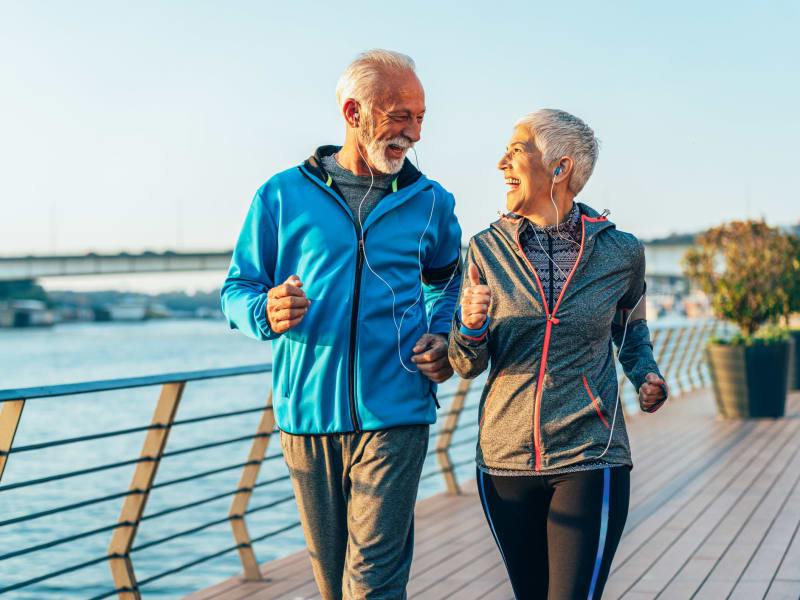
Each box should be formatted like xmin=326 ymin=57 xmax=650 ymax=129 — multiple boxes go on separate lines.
xmin=0 ymin=321 xmax=477 ymax=599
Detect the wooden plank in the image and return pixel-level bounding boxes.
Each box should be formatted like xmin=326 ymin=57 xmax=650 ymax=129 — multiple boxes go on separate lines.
xmin=628 ymin=417 xmax=798 ymax=597
xmin=723 ymin=434 xmax=800 ymax=599
xmin=609 ymin=418 xmax=783 ymax=592
xmin=184 ymin=390 xmax=800 ymax=600
xmin=692 ymin=419 xmax=800 ymax=599
xmin=613 ymin=418 xmax=757 ymax=569
xmin=765 ymin=579 xmax=800 ymax=600
xmin=439 ymin=562 xmax=510 ymax=600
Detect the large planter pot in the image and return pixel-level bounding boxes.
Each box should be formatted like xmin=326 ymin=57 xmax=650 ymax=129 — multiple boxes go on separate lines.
xmin=706 ymin=341 xmax=789 ymax=418
xmin=789 ymin=331 xmax=800 ymax=390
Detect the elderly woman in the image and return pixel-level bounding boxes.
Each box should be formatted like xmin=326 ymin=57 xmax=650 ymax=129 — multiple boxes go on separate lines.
xmin=449 ymin=109 xmax=667 ymax=599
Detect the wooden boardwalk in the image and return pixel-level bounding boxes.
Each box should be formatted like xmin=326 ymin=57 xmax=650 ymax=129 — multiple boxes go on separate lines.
xmin=187 ymin=389 xmax=800 ymax=600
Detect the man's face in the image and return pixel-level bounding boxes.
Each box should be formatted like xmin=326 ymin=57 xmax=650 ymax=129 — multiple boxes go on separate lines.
xmin=498 ymin=125 xmax=552 ymax=215
xmin=359 ymin=70 xmax=425 ymax=174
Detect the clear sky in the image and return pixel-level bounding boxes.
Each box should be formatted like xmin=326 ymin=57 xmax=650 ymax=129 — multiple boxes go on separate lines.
xmin=2 ymin=1 xmax=798 ymax=290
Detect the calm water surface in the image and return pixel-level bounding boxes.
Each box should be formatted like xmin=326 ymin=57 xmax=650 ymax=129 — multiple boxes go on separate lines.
xmin=0 ymin=321 xmax=477 ymax=599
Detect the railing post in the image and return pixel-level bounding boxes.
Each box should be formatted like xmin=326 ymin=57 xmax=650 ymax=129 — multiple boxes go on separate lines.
xmin=228 ymin=391 xmax=275 ymax=581
xmin=436 ymin=378 xmax=472 ymax=496
xmin=107 ymin=381 xmax=185 ymax=600
xmin=0 ymin=399 xmax=25 ymax=484
xmin=662 ymin=326 xmax=687 ymax=387
xmin=673 ymin=325 xmax=699 ymax=396
xmin=654 ymin=328 xmax=673 ymax=366
xmin=684 ymin=322 xmax=710 ymax=391
xmin=697 ymin=321 xmax=719 ymax=386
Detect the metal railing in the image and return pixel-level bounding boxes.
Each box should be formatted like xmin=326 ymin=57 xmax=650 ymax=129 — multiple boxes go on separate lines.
xmin=0 ymin=320 xmax=717 ymax=598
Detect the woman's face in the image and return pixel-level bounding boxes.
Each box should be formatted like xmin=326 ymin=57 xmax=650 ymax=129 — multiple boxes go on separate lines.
xmin=497 ymin=125 xmax=553 ymax=216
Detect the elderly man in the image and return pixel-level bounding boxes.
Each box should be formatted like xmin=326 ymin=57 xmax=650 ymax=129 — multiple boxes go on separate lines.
xmin=221 ymin=50 xmax=462 ymax=599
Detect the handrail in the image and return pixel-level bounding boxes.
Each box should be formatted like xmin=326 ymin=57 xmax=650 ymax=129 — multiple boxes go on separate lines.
xmin=0 ymin=320 xmax=717 ymax=599
xmin=0 ymin=363 xmax=272 ymax=402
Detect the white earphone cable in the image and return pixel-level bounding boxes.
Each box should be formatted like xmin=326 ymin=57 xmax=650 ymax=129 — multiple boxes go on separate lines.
xmin=354 ymin=144 xmax=457 ymax=373
xmin=596 ymin=292 xmax=645 ymax=460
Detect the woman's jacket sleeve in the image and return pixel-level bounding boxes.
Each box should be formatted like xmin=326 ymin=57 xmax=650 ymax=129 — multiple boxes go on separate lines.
xmin=448 ymin=242 xmax=490 ymax=379
xmin=611 ymin=240 xmax=665 ymax=399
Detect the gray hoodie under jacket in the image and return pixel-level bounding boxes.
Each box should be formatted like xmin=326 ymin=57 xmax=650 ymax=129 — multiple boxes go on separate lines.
xmin=448 ymin=202 xmax=663 ymax=473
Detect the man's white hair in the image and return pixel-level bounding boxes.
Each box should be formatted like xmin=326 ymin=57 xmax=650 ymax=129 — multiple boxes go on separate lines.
xmin=516 ymin=109 xmax=600 ymax=195
xmin=336 ymin=49 xmax=416 ymax=112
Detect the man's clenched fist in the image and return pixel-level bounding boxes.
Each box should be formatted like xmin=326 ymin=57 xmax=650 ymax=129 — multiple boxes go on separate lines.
xmin=460 ymin=263 xmax=491 ymax=330
xmin=267 ymin=275 xmax=310 ymax=333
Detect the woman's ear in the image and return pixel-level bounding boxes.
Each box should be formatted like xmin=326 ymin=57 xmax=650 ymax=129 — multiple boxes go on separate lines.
xmin=554 ymin=156 xmax=574 ymax=182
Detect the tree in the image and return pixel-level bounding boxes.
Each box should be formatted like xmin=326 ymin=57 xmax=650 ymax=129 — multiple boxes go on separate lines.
xmin=682 ymin=220 xmax=794 ymax=337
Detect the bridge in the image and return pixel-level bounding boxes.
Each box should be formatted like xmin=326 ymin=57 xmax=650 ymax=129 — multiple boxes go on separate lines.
xmin=0 ymin=243 xmax=692 ymax=282
xmin=0 ymin=251 xmax=233 ymax=281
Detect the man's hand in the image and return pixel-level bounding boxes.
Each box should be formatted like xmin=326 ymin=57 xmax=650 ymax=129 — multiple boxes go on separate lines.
xmin=639 ymin=372 xmax=667 ymax=412
xmin=411 ymin=333 xmax=453 ymax=383
xmin=267 ymin=275 xmax=310 ymax=333
xmin=460 ymin=263 xmax=491 ymax=330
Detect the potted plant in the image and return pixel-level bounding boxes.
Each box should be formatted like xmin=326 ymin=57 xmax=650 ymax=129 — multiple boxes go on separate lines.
xmin=785 ymin=234 xmax=800 ymax=390
xmin=682 ymin=220 xmax=794 ymax=418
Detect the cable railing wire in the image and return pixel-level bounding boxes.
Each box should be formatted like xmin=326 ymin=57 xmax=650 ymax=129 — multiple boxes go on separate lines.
xmin=0 ymin=456 xmax=153 ymax=492
xmin=6 ymin=423 xmax=164 ymax=454
xmin=160 ymin=432 xmax=268 ymax=459
xmin=171 ymin=405 xmax=269 ymax=427
xmin=0 ymin=521 xmax=128 ymax=561
xmin=0 ymin=552 xmax=121 ymax=594
xmin=150 ymin=460 xmax=259 ymax=490
xmin=0 ymin=488 xmax=140 ymax=528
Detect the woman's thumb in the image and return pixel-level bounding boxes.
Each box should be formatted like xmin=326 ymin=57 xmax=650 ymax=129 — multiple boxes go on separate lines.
xmin=469 ymin=263 xmax=481 ymax=286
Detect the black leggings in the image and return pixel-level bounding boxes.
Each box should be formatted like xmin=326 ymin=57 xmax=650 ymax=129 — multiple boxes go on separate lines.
xmin=477 ymin=466 xmax=630 ymax=600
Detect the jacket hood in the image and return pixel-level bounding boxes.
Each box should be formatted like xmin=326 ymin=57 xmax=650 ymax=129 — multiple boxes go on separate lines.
xmin=303 ymin=145 xmax=423 ymax=190
xmin=489 ymin=202 xmax=616 ymax=248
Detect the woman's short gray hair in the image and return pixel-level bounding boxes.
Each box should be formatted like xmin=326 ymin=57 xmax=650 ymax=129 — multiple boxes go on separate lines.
xmin=336 ymin=49 xmax=416 ymax=112
xmin=516 ymin=109 xmax=600 ymax=195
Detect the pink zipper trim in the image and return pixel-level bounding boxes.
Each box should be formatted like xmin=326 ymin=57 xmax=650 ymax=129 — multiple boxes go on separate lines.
xmin=583 ymin=376 xmax=610 ymax=428
xmin=514 ymin=215 xmax=594 ymax=470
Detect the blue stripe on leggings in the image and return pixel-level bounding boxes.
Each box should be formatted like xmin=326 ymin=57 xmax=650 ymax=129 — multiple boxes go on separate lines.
xmin=587 ymin=468 xmax=610 ymax=600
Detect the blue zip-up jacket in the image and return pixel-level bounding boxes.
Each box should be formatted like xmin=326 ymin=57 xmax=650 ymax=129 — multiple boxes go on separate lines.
xmin=221 ymin=146 xmax=463 ymax=434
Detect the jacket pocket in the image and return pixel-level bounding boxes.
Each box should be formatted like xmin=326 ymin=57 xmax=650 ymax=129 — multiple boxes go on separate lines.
xmin=582 ymin=375 xmax=610 ymax=429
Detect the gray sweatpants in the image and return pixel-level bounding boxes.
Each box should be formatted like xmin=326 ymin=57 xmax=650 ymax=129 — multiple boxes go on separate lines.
xmin=280 ymin=425 xmax=429 ymax=600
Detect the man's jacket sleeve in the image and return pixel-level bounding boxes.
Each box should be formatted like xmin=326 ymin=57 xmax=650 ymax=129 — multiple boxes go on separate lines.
xmin=421 ymin=190 xmax=463 ymax=336
xmin=220 ymin=187 xmax=281 ymax=341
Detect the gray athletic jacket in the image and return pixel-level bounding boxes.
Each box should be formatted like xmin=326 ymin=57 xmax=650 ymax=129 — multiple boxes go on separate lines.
xmin=448 ymin=203 xmax=663 ymax=473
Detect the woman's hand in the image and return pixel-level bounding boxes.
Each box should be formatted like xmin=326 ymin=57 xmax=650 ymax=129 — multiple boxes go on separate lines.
xmin=639 ymin=372 xmax=667 ymax=412
xmin=460 ymin=263 xmax=491 ymax=330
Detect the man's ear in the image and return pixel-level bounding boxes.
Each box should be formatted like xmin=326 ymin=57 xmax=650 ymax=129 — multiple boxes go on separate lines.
xmin=343 ymin=99 xmax=360 ymax=128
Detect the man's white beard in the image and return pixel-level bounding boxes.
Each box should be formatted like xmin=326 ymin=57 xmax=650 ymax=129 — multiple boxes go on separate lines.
xmin=359 ymin=126 xmax=412 ymax=175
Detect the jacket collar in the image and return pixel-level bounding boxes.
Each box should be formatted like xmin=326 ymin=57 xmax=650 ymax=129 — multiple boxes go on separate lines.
xmin=490 ymin=201 xmax=615 ymax=248
xmin=303 ymin=145 xmax=423 ymax=190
